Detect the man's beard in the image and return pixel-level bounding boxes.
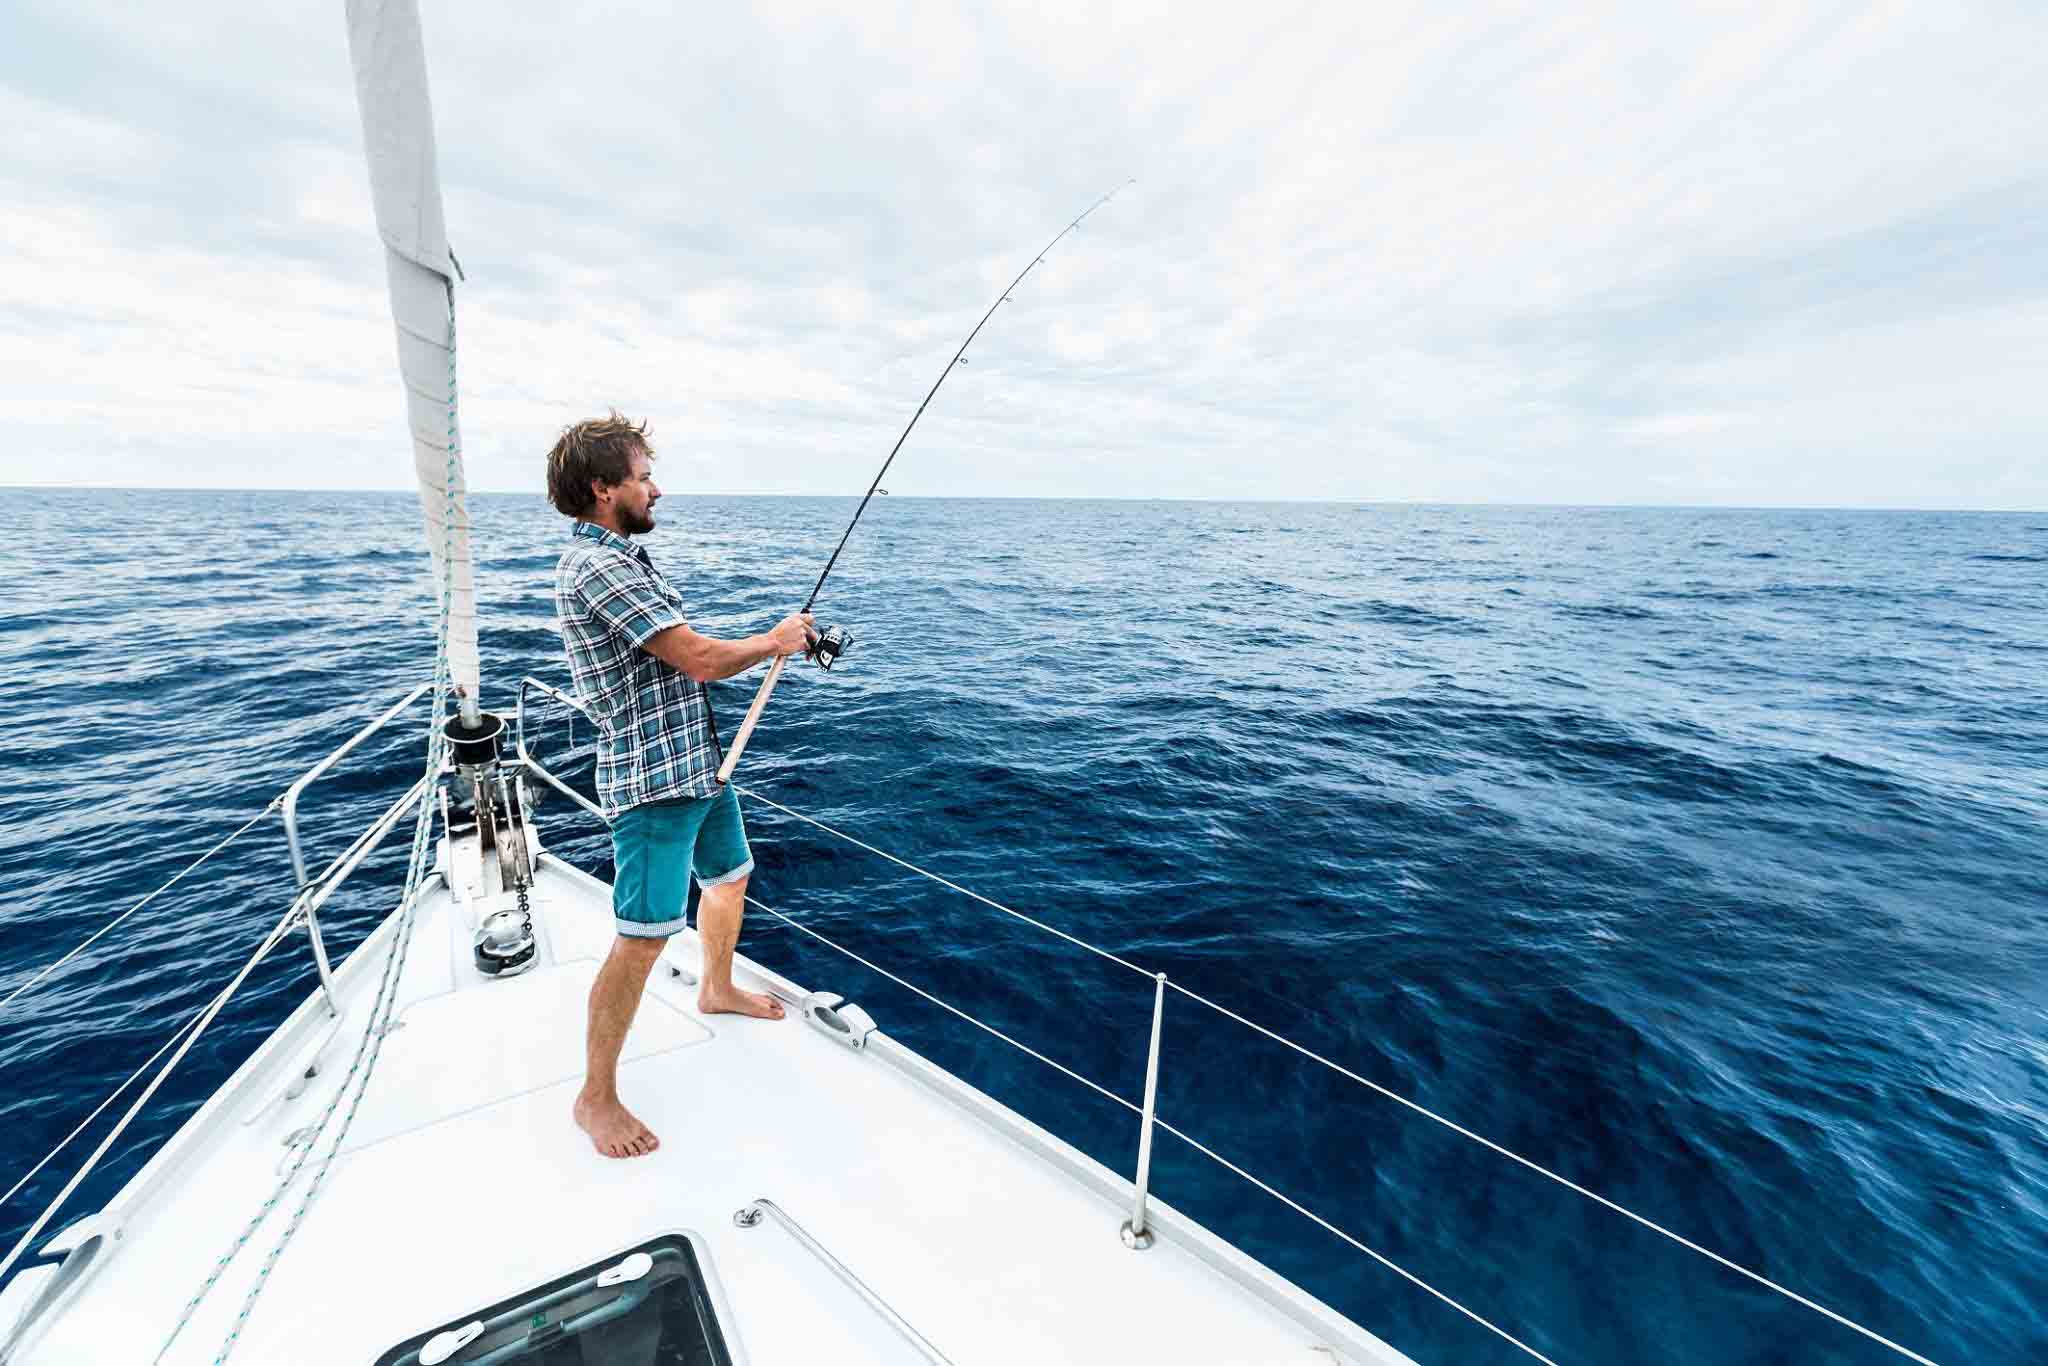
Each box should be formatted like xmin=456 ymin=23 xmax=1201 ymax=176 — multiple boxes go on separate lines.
xmin=621 ymin=503 xmax=656 ymax=535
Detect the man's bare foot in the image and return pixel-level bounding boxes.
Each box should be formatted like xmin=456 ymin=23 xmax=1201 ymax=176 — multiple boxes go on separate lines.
xmin=697 ymin=984 xmax=786 ymax=1020
xmin=573 ymin=1090 xmax=660 ymax=1159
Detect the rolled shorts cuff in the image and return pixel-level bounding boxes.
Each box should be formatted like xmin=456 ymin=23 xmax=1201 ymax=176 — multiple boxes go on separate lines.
xmin=615 ymin=913 xmax=688 ymax=939
xmin=696 ymin=856 xmax=754 ymax=890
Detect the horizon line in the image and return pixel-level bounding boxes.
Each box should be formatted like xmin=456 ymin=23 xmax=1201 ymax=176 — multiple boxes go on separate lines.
xmin=1 ymin=484 xmax=2042 ymax=515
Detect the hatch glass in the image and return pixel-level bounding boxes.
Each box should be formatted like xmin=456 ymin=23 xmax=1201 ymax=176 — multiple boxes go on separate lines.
xmin=374 ymin=1233 xmax=732 ymax=1366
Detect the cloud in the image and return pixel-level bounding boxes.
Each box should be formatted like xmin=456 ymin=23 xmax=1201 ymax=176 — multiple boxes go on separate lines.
xmin=1 ymin=0 xmax=2044 ymax=507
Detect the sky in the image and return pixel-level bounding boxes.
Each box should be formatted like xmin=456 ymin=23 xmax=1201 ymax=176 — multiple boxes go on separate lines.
xmin=1 ymin=1 xmax=2044 ymax=508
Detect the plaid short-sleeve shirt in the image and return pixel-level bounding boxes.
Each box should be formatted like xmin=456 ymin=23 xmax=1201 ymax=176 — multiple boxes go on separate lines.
xmin=554 ymin=521 xmax=724 ymax=816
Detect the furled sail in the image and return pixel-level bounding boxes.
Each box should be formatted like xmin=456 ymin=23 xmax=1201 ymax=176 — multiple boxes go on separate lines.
xmin=344 ymin=0 xmax=481 ymax=706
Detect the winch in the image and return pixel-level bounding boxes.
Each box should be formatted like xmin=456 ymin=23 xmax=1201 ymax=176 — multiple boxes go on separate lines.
xmin=472 ymin=905 xmax=536 ymax=977
xmin=440 ymin=701 xmax=539 ymax=980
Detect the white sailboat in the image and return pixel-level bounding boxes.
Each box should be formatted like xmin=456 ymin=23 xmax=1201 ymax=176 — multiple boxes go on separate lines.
xmin=0 ymin=3 xmax=1419 ymax=1361
xmin=0 ymin=6 xmax=1948 ymax=1365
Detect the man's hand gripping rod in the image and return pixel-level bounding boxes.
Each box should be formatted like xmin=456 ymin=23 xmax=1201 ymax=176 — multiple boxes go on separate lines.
xmin=715 ymin=182 xmax=1131 ymax=784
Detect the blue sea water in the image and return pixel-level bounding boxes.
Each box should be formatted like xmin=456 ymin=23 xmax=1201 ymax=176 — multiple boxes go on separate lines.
xmin=0 ymin=488 xmax=2043 ymax=1364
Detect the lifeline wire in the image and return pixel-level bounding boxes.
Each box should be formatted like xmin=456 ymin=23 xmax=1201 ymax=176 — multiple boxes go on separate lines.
xmin=0 ymin=900 xmax=306 ymax=1294
xmin=745 ymin=893 xmax=1139 ymax=1118
xmin=0 ymin=1004 xmax=212 ymax=1214
xmin=1151 ymin=1114 xmax=1560 ymax=1366
xmin=734 ymin=784 xmax=1152 ymax=981
xmin=151 ymin=881 xmax=438 ymax=1364
xmin=0 ymin=781 xmax=428 ymax=1288
xmin=745 ymin=891 xmax=1552 ymax=1366
xmin=0 ymin=753 xmax=407 ymax=1021
xmin=735 ymin=781 xmax=1947 ymax=1366
xmin=1161 ymin=980 xmax=1943 ymax=1366
xmin=0 ymin=800 xmax=280 ymax=1012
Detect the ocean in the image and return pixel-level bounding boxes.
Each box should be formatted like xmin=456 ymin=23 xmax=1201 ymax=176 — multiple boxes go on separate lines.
xmin=0 ymin=488 xmax=2042 ymax=1364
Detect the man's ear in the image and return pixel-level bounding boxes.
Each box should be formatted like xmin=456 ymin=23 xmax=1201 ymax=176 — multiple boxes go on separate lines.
xmin=590 ymin=477 xmax=608 ymax=507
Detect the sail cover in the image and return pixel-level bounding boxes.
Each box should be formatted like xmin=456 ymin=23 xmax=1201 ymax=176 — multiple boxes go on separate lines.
xmin=345 ymin=0 xmax=481 ymax=699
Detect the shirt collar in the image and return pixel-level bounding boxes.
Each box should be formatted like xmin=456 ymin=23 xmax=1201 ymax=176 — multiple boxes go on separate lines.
xmin=572 ymin=519 xmax=649 ymax=565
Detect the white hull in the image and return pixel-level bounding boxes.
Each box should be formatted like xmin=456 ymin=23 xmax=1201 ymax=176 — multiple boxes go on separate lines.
xmin=1 ymin=836 xmax=1410 ymax=1365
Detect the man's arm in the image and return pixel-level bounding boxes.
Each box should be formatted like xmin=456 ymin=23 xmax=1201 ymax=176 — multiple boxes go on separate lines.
xmin=568 ymin=554 xmax=814 ymax=683
xmin=643 ymin=614 xmax=814 ymax=683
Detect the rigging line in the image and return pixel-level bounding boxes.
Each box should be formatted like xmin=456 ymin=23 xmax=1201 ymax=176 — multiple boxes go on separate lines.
xmin=733 ymin=785 xmax=1153 ymax=982
xmin=0 ymin=1004 xmax=211 ymax=1214
xmin=0 ymin=901 xmax=304 ymax=1287
xmin=1151 ymin=1114 xmax=1559 ymax=1366
xmin=801 ymin=180 xmax=1133 ymax=614
xmin=1161 ymin=980 xmax=1944 ymax=1366
xmin=746 ymin=895 xmax=1141 ymax=1119
xmin=184 ymin=828 xmax=441 ymax=1366
xmin=756 ymin=850 xmax=1547 ymax=1365
xmin=194 ymin=280 xmax=465 ymax=1366
xmin=153 ymin=874 xmax=440 ymax=1365
xmin=0 ymin=800 xmax=280 ymax=1012
xmin=0 ymin=774 xmax=416 ymax=1236
xmin=731 ymin=784 xmax=1940 ymax=1364
xmin=294 ymin=774 xmax=435 ymax=908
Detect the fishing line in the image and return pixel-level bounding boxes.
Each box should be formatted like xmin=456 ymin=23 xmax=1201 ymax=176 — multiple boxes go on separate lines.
xmin=716 ymin=180 xmax=1133 ymax=781
xmin=802 ymin=180 xmax=1133 ymax=615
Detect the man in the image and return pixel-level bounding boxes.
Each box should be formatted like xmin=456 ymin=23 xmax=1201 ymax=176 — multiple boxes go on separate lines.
xmin=547 ymin=412 xmax=814 ymax=1160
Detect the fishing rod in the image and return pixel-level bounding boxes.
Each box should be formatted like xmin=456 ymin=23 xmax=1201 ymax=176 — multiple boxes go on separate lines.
xmin=716 ymin=181 xmax=1133 ymax=784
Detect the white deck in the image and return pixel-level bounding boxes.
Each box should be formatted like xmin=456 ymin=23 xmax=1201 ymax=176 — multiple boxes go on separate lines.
xmin=4 ymin=846 xmax=1414 ymax=1365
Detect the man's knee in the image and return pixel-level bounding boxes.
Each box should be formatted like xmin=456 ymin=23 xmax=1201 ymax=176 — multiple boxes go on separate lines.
xmin=701 ymin=871 xmax=749 ymax=905
xmin=611 ymin=933 xmax=668 ymax=966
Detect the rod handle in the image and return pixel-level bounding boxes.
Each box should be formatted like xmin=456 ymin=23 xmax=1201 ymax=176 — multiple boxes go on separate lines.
xmin=716 ymin=653 xmax=788 ymax=784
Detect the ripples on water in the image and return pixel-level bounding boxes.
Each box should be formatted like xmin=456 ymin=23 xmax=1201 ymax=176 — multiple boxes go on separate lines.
xmin=1 ymin=489 xmax=2043 ymax=1363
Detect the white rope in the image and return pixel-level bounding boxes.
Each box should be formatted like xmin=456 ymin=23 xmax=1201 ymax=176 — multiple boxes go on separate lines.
xmin=745 ymin=894 xmax=1140 ymax=1118
xmin=1151 ymin=1114 xmax=1559 ymax=1366
xmin=733 ymin=786 xmax=1154 ymax=982
xmin=0 ymin=801 xmax=279 ymax=1012
xmin=737 ymin=782 xmax=1947 ymax=1366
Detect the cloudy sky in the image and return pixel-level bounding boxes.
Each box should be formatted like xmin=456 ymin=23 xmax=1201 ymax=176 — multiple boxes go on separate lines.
xmin=3 ymin=1 xmax=2044 ymax=507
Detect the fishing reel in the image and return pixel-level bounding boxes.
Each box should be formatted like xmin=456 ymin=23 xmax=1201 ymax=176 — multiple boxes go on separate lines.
xmin=807 ymin=624 xmax=853 ymax=671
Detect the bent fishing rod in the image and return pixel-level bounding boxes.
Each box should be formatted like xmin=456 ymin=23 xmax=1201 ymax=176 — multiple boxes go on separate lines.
xmin=716 ymin=181 xmax=1133 ymax=783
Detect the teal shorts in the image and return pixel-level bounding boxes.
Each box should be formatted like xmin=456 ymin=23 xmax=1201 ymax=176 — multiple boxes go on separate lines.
xmin=610 ymin=786 xmax=754 ymax=939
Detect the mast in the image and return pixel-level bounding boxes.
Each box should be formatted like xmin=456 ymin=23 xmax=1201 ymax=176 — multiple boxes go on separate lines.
xmin=344 ymin=0 xmax=482 ymax=723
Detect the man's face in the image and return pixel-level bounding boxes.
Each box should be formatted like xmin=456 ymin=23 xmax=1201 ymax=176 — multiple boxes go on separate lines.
xmin=603 ymin=449 xmax=661 ymax=535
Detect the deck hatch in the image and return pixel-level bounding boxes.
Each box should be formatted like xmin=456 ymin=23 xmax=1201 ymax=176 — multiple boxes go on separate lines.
xmin=373 ymin=1234 xmax=733 ymax=1366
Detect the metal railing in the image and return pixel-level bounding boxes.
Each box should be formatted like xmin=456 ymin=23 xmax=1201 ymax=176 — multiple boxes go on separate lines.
xmin=0 ymin=681 xmax=436 ymax=1025
xmin=1123 ymin=972 xmax=1166 ymax=1249
xmin=515 ymin=676 xmax=605 ymax=822
xmin=0 ymin=682 xmax=444 ymax=1306
xmin=510 ymin=673 xmax=1947 ymax=1366
xmin=281 ymin=680 xmax=435 ymax=1014
xmin=732 ymin=1197 xmax=954 ymax=1365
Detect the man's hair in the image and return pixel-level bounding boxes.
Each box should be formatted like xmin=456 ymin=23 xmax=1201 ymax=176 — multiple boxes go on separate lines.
xmin=545 ymin=411 xmax=652 ymax=518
